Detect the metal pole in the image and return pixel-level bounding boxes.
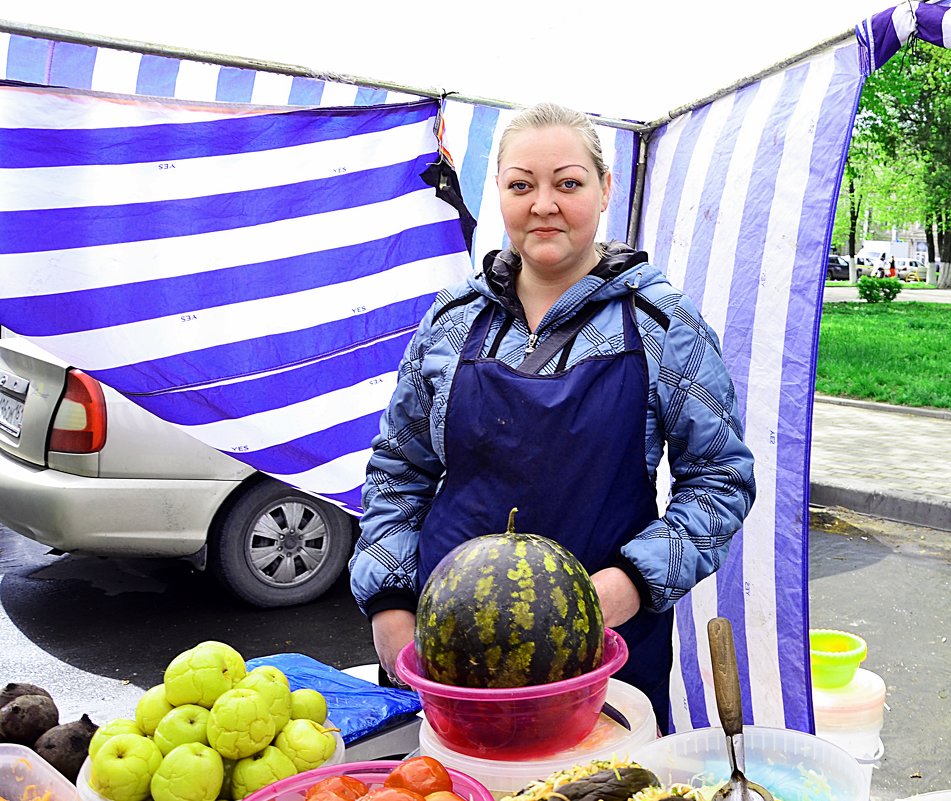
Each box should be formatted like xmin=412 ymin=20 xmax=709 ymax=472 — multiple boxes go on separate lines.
xmin=0 ymin=18 xmax=650 ymax=134
xmin=627 ymin=136 xmax=649 ymax=249
xmin=644 ymin=27 xmax=857 ymax=131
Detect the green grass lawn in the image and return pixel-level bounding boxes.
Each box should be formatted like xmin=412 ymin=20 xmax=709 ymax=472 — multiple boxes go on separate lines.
xmin=817 ymin=301 xmax=951 ymax=410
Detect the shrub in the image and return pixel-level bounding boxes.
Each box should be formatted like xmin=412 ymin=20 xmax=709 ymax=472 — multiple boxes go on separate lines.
xmin=857 ymin=275 xmax=903 ymax=303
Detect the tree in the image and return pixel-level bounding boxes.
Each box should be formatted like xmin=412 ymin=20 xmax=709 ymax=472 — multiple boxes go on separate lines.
xmin=834 ymin=40 xmax=951 ymax=287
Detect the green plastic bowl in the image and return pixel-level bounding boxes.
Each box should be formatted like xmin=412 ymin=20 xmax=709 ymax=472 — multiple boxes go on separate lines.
xmin=810 ymin=628 xmax=868 ymax=688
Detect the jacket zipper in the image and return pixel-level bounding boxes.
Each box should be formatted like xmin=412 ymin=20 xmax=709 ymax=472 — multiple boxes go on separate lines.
xmin=524 ymin=332 xmax=539 ymax=355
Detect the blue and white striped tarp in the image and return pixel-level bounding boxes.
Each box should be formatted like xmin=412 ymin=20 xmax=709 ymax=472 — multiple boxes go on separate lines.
xmin=0 ymin=30 xmax=636 ymax=253
xmin=640 ymin=38 xmax=866 ymax=734
xmin=640 ymin=0 xmax=951 ymax=733
xmin=0 ymin=85 xmax=474 ymax=512
xmin=1 ymin=1 xmax=945 ymax=735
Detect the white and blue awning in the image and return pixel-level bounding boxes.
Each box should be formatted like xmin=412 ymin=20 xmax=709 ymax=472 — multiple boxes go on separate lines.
xmin=0 ymin=0 xmax=947 ymax=734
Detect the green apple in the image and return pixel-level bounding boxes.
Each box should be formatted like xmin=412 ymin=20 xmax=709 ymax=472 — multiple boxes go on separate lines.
xmin=236 ymin=670 xmax=292 ymax=733
xmin=150 ymin=742 xmax=224 ymax=801
xmin=289 ymin=689 xmax=327 ymax=724
xmin=230 ymin=747 xmax=296 ymax=801
xmin=154 ymin=704 xmax=211 ymax=755
xmin=273 ymin=718 xmax=336 ymax=772
xmin=90 ymin=733 xmax=162 ymax=801
xmin=88 ymin=718 xmax=144 ymax=760
xmin=245 ymin=665 xmax=288 ymax=688
xmin=135 ymin=684 xmax=175 ymax=736
xmin=195 ymin=641 xmax=247 ymax=686
xmin=165 ymin=642 xmax=245 ymax=708
xmin=206 ymin=688 xmax=275 ymax=760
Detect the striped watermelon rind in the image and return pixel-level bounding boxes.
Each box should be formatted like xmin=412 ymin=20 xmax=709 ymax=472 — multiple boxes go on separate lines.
xmin=415 ymin=508 xmax=605 ymax=688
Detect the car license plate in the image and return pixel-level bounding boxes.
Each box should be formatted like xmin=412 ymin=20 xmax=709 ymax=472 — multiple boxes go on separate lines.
xmin=0 ymin=391 xmax=25 ymax=436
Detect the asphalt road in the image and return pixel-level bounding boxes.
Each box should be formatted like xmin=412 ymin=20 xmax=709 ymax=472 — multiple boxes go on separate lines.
xmin=3 ymin=514 xmax=950 ymax=801
xmin=809 ymin=508 xmax=951 ymax=801
xmin=0 ymin=527 xmax=377 ymax=722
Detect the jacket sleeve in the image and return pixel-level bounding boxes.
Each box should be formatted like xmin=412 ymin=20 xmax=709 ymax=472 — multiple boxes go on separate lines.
xmin=348 ymin=305 xmax=445 ymax=619
xmin=620 ymin=292 xmax=756 ymax=613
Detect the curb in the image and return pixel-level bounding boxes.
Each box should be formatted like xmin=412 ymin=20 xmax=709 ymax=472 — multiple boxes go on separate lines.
xmin=814 ymin=394 xmax=951 ymax=421
xmin=809 ymin=481 xmax=951 ymax=533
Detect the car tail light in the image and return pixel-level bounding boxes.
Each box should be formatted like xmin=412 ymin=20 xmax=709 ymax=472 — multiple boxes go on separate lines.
xmin=49 ymin=369 xmax=107 ymax=453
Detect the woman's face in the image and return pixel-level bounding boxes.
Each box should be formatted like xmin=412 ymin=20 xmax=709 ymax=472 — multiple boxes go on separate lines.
xmin=497 ymin=125 xmax=611 ymax=280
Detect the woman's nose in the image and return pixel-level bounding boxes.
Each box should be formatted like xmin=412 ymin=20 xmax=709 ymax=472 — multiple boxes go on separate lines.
xmin=531 ymin=187 xmax=558 ymax=216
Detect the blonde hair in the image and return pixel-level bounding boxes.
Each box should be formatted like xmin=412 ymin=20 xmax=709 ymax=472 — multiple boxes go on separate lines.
xmin=497 ymin=102 xmax=609 ymax=184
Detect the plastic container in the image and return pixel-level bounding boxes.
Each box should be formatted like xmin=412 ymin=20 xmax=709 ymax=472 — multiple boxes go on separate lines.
xmin=77 ymin=723 xmax=345 ymax=801
xmin=810 ymin=629 xmax=868 ymax=689
xmin=813 ymin=668 xmax=887 ymax=797
xmin=0 ymin=743 xmax=78 ymax=801
xmin=419 ymin=678 xmax=656 ymax=800
xmin=242 ymin=760 xmax=494 ymax=801
xmin=627 ymin=725 xmax=868 ymax=801
xmin=395 ymin=628 xmax=628 ymax=760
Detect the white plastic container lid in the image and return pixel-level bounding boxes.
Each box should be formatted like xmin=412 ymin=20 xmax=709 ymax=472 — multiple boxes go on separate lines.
xmin=418 ymin=678 xmax=656 ymax=798
xmin=812 ymin=667 xmax=886 ymax=731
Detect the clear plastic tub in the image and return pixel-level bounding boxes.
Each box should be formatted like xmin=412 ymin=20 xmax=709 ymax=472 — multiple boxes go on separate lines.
xmin=0 ymin=743 xmax=78 ymax=801
xmin=395 ymin=628 xmax=628 ymax=760
xmin=419 ymin=678 xmax=657 ymax=799
xmin=242 ymin=760 xmax=494 ymax=801
xmin=627 ymin=725 xmax=869 ymax=801
xmin=812 ymin=667 xmax=887 ymax=795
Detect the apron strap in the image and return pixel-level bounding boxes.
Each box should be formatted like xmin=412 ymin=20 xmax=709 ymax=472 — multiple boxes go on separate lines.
xmin=518 ymin=299 xmax=608 ymax=374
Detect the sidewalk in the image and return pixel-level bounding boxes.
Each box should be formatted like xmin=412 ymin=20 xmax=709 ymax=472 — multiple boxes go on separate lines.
xmin=822 ymin=285 xmax=951 ymax=304
xmin=809 ymin=394 xmax=951 ymax=532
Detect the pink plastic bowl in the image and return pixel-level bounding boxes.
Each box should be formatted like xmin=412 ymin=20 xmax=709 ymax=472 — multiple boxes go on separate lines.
xmin=242 ymin=760 xmax=494 ymax=801
xmin=395 ymin=627 xmax=629 ymax=760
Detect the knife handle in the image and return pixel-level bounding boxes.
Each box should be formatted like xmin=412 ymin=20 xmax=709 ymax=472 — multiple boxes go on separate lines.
xmin=708 ymin=616 xmax=744 ymax=736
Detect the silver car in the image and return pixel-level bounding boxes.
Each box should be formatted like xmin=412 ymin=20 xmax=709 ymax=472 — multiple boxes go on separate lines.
xmin=0 ymin=330 xmax=357 ymax=608
xmin=895 ymin=258 xmax=926 ymax=282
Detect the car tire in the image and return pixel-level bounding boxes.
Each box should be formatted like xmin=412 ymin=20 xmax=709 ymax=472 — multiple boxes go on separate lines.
xmin=827 ymin=268 xmax=834 ymax=281
xmin=208 ymin=479 xmax=354 ymax=608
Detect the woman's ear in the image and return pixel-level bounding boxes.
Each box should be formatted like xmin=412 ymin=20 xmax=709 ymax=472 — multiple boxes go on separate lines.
xmin=601 ymin=171 xmax=613 ymax=212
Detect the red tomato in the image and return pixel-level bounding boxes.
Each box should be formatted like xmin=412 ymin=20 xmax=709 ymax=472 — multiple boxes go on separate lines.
xmin=360 ymin=788 xmax=427 ymax=801
xmin=384 ymin=757 xmax=453 ymax=796
xmin=304 ymin=776 xmax=370 ymax=801
xmin=425 ymin=792 xmax=465 ymax=801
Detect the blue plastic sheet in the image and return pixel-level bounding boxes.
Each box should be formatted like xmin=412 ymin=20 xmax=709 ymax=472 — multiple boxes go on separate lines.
xmin=246 ymin=653 xmax=421 ymax=745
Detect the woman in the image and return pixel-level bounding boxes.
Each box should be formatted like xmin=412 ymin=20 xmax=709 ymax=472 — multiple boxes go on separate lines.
xmin=349 ymin=102 xmax=756 ymax=733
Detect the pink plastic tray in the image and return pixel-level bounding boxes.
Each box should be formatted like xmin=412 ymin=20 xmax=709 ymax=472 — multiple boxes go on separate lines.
xmin=243 ymin=760 xmax=494 ymax=801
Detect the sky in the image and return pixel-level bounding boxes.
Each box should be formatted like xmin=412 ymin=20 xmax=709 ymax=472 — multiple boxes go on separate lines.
xmin=3 ymin=0 xmax=896 ymax=121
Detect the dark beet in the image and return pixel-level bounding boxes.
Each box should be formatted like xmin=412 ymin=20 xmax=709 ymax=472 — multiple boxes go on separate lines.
xmin=33 ymin=714 xmax=98 ymax=782
xmin=0 ymin=693 xmax=59 ymax=745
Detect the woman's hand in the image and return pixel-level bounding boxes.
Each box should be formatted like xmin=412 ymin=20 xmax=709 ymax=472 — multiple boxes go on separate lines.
xmin=590 ymin=567 xmax=641 ymax=628
xmin=371 ymin=608 xmax=416 ymax=684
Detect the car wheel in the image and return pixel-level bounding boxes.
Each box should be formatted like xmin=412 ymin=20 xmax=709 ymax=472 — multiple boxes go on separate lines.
xmin=827 ymin=268 xmax=834 ymax=281
xmin=208 ymin=479 xmax=353 ymax=608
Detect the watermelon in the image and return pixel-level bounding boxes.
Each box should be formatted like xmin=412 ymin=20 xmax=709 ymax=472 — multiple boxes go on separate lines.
xmin=415 ymin=508 xmax=605 ymax=688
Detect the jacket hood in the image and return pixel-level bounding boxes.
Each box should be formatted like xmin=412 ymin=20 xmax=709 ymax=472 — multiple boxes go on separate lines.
xmin=468 ymin=241 xmax=669 ymax=321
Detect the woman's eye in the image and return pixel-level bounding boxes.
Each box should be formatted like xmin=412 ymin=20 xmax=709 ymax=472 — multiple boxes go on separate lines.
xmin=561 ymin=179 xmax=581 ymax=189
xmin=509 ymin=180 xmax=530 ymax=192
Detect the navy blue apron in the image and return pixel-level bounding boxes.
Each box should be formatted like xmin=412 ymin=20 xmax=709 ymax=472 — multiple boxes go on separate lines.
xmin=418 ymin=295 xmax=675 ymax=733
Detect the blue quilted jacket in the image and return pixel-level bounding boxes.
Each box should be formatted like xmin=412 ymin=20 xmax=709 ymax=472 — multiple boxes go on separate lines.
xmin=349 ymin=242 xmax=756 ymax=618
